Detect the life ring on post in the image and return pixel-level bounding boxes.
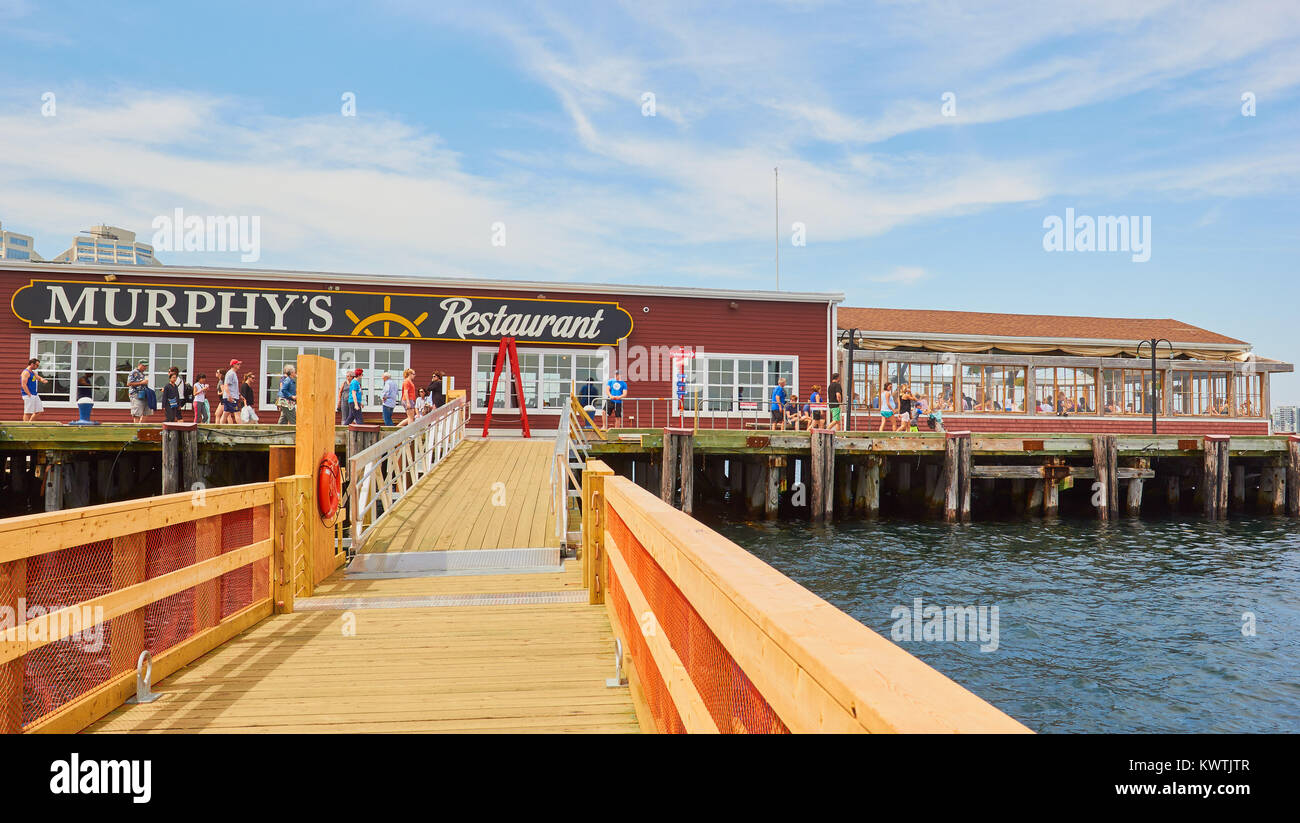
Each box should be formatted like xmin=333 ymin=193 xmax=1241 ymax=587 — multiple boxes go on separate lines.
xmin=317 ymin=452 xmax=342 ymax=522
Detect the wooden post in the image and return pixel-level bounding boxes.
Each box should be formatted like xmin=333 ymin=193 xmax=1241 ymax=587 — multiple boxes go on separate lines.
xmin=863 ymin=455 xmax=881 ymax=518
xmin=660 ymin=428 xmax=693 ymax=513
xmin=294 ymin=354 xmax=340 ymax=586
xmin=1231 ymin=463 xmax=1246 ymax=512
xmin=943 ymin=431 xmax=972 ymax=522
xmin=1204 ymin=435 xmax=1230 ymax=519
xmin=660 ymin=429 xmax=679 ymax=506
xmin=1124 ymin=458 xmax=1148 ymax=516
xmin=1261 ymin=463 xmax=1286 ymax=515
xmin=1288 ymin=436 xmax=1300 ymax=517
xmin=0 ymin=557 xmax=25 ymax=733
xmin=1091 ymin=434 xmax=1120 ymax=520
xmin=42 ymin=452 xmax=63 ymax=512
xmin=765 ymin=456 xmax=781 ymax=520
xmin=896 ymin=459 xmax=912 ymax=493
xmin=809 ymin=429 xmax=834 ymax=522
xmin=583 ymin=461 xmax=615 ymax=604
xmin=162 ymin=421 xmax=197 ymax=495
xmin=835 ymin=458 xmax=852 ymax=512
xmin=679 ymin=433 xmax=695 ymax=515
xmin=1028 ymin=480 xmax=1044 ymax=515
xmin=269 ymin=445 xmax=296 ymax=481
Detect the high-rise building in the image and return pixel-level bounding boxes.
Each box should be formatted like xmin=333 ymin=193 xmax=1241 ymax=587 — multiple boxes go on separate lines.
xmin=0 ymin=221 xmax=42 ymax=261
xmin=1273 ymin=405 xmax=1298 ymax=433
xmin=48 ymin=224 xmax=160 ymax=266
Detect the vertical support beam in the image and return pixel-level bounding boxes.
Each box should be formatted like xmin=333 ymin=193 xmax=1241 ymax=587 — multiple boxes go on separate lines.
xmin=1231 ymin=463 xmax=1246 ymax=512
xmin=0 ymin=557 xmax=25 ymax=733
xmin=1091 ymin=434 xmax=1116 ymax=520
xmin=660 ymin=429 xmax=680 ymax=506
xmin=42 ymin=451 xmax=63 ymax=512
xmin=660 ymin=428 xmax=693 ymax=513
xmin=1124 ymin=458 xmax=1148 ymax=516
xmin=1204 ymin=435 xmax=1230 ymax=519
xmin=835 ymin=458 xmax=852 ymax=512
xmin=678 ymin=433 xmax=694 ymax=515
xmin=1010 ymin=478 xmax=1027 ymax=515
xmin=896 ymin=460 xmax=911 ymax=493
xmin=863 ymin=455 xmax=881 ymax=518
xmin=294 ymin=353 xmax=339 ymax=587
xmin=765 ymin=456 xmax=781 ymax=520
xmin=162 ymin=421 xmax=197 ymax=495
xmin=809 ymin=429 xmax=834 ymax=522
xmin=583 ymin=461 xmax=614 ymax=604
xmin=1288 ymin=435 xmax=1300 ymax=517
xmin=272 ymin=475 xmax=297 ymax=614
xmin=1027 ymin=480 xmax=1044 ymax=515
xmin=1043 ymin=458 xmax=1062 ymax=517
xmin=1263 ymin=463 xmax=1286 ymax=515
xmin=943 ymin=431 xmax=972 ymax=522
xmin=1166 ymin=473 xmax=1182 ymax=511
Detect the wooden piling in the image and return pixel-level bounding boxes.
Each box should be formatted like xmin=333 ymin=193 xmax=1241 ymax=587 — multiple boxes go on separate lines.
xmin=1028 ymin=480 xmax=1044 ymax=515
xmin=1231 ymin=463 xmax=1246 ymax=512
xmin=1166 ymin=473 xmax=1181 ymax=511
xmin=1091 ymin=434 xmax=1119 ymax=520
xmin=766 ymin=457 xmax=782 ymax=520
xmin=943 ymin=431 xmax=972 ymax=522
xmin=809 ymin=429 xmax=834 ymax=522
xmin=162 ymin=421 xmax=198 ymax=495
xmin=1259 ymin=462 xmax=1285 ymax=515
xmin=1204 ymin=435 xmax=1230 ymax=519
xmin=1288 ymin=435 xmax=1300 ymax=517
xmin=835 ymin=459 xmax=852 ymax=512
xmin=42 ymin=452 xmax=62 ymax=512
xmin=660 ymin=428 xmax=694 ymax=513
xmin=1124 ymin=458 xmax=1148 ymax=516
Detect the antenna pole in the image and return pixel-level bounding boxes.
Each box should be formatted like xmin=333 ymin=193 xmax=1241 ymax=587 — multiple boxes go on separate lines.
xmin=774 ymin=166 xmax=780 ymax=291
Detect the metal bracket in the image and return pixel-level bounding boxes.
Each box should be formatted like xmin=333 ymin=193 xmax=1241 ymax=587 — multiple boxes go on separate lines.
xmin=125 ymin=650 xmax=163 ymax=704
xmin=606 ymin=638 xmax=627 ymax=688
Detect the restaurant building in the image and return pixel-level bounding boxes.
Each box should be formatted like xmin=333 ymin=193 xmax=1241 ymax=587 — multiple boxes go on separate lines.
xmin=838 ymin=307 xmax=1294 ymax=435
xmin=0 ymin=261 xmax=841 ymax=428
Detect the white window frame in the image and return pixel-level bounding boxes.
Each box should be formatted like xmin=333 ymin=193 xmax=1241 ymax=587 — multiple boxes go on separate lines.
xmin=29 ymin=333 xmax=195 ymax=409
xmin=675 ymin=352 xmax=800 ymax=416
xmin=258 ymin=339 xmax=411 ymax=413
xmin=471 ymin=345 xmax=610 ymax=415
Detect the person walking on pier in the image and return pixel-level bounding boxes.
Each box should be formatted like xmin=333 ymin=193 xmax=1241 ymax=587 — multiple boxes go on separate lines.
xmin=828 ymin=372 xmax=844 ymax=431
xmin=277 ymin=366 xmax=297 ymax=425
xmin=127 ymin=359 xmax=151 ymax=423
xmin=427 ymin=371 xmax=445 ymax=408
xmin=193 ymin=373 xmax=210 ymax=423
xmin=162 ymin=367 xmax=186 ymax=422
xmin=896 ymin=384 xmax=914 ymax=432
xmin=240 ymin=372 xmax=259 ymax=423
xmin=808 ymin=384 xmax=825 ymax=428
xmin=770 ymin=377 xmax=788 ymax=430
xmin=380 ymin=371 xmax=400 ymax=426
xmin=398 ymin=368 xmax=417 ymax=427
xmin=604 ymin=369 xmax=627 ymax=429
xmin=19 ymin=357 xmax=48 ymax=422
xmin=878 ymin=381 xmax=895 ymax=432
xmin=345 ymin=367 xmax=365 ymax=425
xmin=221 ymin=359 xmax=242 ymax=424
xmin=415 ymin=387 xmax=429 ymax=415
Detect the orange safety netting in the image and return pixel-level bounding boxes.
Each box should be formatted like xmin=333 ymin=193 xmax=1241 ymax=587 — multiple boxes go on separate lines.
xmin=0 ymin=503 xmax=270 ymax=732
xmin=606 ymin=508 xmax=788 ymax=734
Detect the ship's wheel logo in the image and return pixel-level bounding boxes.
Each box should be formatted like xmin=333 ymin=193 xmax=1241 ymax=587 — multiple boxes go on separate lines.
xmin=345 ymin=296 xmax=429 ymax=338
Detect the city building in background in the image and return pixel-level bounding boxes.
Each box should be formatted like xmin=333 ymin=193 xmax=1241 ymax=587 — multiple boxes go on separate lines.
xmin=1273 ymin=405 xmax=1298 ymax=433
xmin=0 ymin=221 xmax=42 ymax=262
xmin=47 ymin=224 xmax=161 ymax=266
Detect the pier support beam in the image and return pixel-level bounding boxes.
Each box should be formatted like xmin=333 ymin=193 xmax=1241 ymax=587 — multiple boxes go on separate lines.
xmin=1124 ymin=458 xmax=1148 ymax=517
xmin=809 ymin=429 xmax=835 ymax=522
xmin=42 ymin=452 xmax=63 ymax=512
xmin=1091 ymin=434 xmax=1119 ymax=520
xmin=853 ymin=456 xmax=880 ymax=517
xmin=1231 ymin=463 xmax=1246 ymax=512
xmin=1203 ymin=435 xmax=1230 ymax=519
xmin=660 ymin=428 xmax=694 ymax=513
xmin=835 ymin=459 xmax=852 ymax=513
xmin=1258 ymin=460 xmax=1285 ymax=515
xmin=162 ymin=421 xmax=199 ymax=495
xmin=1288 ymin=435 xmax=1300 ymax=517
xmin=1166 ymin=474 xmax=1182 ymax=511
xmin=943 ymin=431 xmax=972 ymax=522
xmin=766 ymin=457 xmax=782 ymax=520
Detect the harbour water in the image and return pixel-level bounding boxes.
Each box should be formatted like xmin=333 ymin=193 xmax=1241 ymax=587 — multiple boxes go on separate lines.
xmin=701 ymin=510 xmax=1300 ymax=733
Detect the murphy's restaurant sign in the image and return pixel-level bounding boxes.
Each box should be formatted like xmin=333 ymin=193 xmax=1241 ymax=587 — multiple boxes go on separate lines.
xmin=12 ymin=280 xmax=634 ymax=346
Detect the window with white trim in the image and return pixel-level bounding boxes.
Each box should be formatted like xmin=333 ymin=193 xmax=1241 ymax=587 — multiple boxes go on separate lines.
xmin=259 ymin=340 xmax=409 ymax=411
xmin=472 ymin=346 xmax=608 ymax=413
xmin=680 ymin=354 xmax=797 ymax=413
xmin=30 ymin=334 xmax=194 ymax=406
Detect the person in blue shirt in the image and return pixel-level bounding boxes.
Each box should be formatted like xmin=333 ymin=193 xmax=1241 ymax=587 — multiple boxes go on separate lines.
xmin=346 ymin=368 xmax=365 ymax=425
xmin=604 ymin=370 xmax=627 ymax=429
xmin=770 ymin=378 xmax=788 ymax=430
xmin=380 ymin=371 xmax=401 ymax=426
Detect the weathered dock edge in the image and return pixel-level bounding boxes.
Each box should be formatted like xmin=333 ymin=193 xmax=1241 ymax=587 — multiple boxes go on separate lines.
xmin=584 ymin=459 xmax=1030 ymax=733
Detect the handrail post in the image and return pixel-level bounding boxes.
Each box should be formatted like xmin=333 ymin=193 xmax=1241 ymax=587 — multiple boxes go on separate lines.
xmin=272 ymin=475 xmax=301 ymax=614
xmin=583 ymin=460 xmax=614 ymax=604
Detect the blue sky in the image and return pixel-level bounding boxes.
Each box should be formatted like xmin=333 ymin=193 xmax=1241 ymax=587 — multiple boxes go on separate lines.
xmin=2 ymin=0 xmax=1298 ymax=403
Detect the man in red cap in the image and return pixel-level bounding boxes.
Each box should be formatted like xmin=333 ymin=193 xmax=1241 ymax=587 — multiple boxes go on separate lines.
xmin=345 ymin=367 xmax=365 ymax=425
xmin=222 ymin=358 xmax=242 ymax=424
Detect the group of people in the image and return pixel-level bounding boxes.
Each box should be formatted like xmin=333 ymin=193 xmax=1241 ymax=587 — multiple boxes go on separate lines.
xmin=768 ymin=374 xmax=846 ymax=431
xmin=876 ymin=382 xmax=944 ymax=432
xmin=19 ymin=356 xmax=286 ymax=425
xmin=339 ymin=369 xmax=446 ymax=426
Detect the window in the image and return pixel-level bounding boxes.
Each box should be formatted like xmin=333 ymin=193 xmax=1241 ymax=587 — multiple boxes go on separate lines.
xmin=680 ymin=354 xmax=797 ymax=413
xmin=472 ymin=346 xmax=609 ymax=413
xmin=258 ymin=340 xmax=409 ymax=410
xmin=886 ymin=362 xmax=955 ymax=412
xmin=1235 ymin=374 xmax=1262 ymax=417
xmin=960 ymin=365 xmax=1026 ymax=412
xmin=1035 ymin=367 xmax=1097 ymax=414
xmin=31 ymin=334 xmax=193 ymax=406
xmin=8 ymin=236 xmax=27 ymax=247
xmin=1172 ymin=371 xmax=1229 ymax=416
xmin=851 ymin=362 xmax=880 ymax=410
xmin=1101 ymin=369 xmax=1159 ymax=415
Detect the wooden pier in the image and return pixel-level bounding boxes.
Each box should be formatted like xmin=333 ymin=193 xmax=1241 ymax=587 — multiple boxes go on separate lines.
xmin=589 ymin=428 xmax=1300 ymax=522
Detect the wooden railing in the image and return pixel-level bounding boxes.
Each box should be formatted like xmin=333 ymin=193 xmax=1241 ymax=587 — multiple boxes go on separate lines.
xmin=582 ymin=464 xmax=1031 ymax=733
xmin=0 ymin=476 xmax=313 ymax=733
xmin=347 ymin=396 xmax=467 ymax=552
xmin=551 ymin=394 xmax=603 ymax=547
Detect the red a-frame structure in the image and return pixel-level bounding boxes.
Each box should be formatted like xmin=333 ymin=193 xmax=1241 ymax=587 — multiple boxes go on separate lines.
xmin=480 ymin=337 xmax=530 ymax=438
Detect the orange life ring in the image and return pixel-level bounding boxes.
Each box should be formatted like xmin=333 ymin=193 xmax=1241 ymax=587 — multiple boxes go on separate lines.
xmin=317 ymin=452 xmax=342 ymax=521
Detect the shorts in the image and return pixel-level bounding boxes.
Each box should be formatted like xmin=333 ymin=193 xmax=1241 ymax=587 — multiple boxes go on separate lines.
xmin=770 ymin=408 xmax=784 ymax=423
xmin=830 ymin=406 xmax=842 ymax=422
xmin=880 ymin=410 xmax=894 ymax=418
xmin=22 ymin=394 xmax=43 ymax=414
xmin=130 ymin=397 xmax=148 ymax=418
xmin=605 ymin=400 xmax=623 ymax=417
xmin=222 ymin=398 xmax=239 ymax=413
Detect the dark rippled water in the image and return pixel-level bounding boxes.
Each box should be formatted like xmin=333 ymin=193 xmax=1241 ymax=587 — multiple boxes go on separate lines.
xmin=700 ymin=511 xmax=1300 ymax=733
